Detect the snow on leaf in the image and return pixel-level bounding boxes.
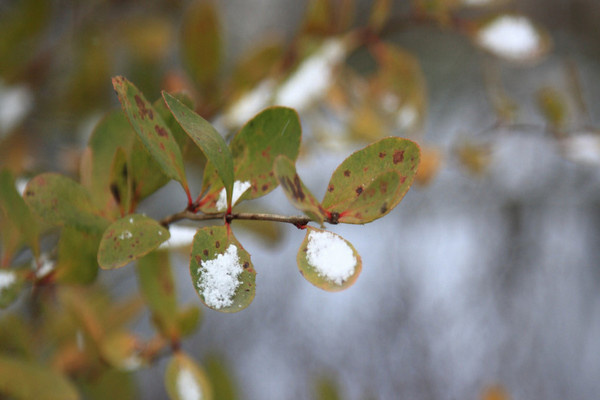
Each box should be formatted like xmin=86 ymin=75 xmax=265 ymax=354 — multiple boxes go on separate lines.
xmin=297 ymin=227 xmax=362 ymax=291
xmin=165 ymin=352 xmax=212 ymax=400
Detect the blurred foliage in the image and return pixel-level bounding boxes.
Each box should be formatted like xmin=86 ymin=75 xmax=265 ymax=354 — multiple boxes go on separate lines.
xmin=0 ymin=0 xmax=596 ymax=398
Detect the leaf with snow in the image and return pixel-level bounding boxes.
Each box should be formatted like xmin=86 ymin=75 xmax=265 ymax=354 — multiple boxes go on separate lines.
xmin=190 ymin=226 xmax=256 ymax=312
xmin=321 ymin=137 xmax=420 ymax=224
xmin=112 ymin=76 xmax=190 ymax=199
xmin=198 ymin=107 xmax=301 ymax=213
xmin=97 ymin=214 xmax=169 ymax=269
xmin=165 ymin=352 xmax=213 ymax=400
xmin=23 ymin=173 xmax=108 ymax=234
xmin=163 ymin=91 xmax=234 ymax=207
xmin=474 ymin=14 xmax=551 ymax=63
xmin=99 ymin=331 xmax=146 ymax=371
xmin=274 ymin=155 xmax=325 ymax=224
xmin=0 ymin=270 xmax=24 ymax=308
xmin=297 ymin=227 xmax=361 ymax=291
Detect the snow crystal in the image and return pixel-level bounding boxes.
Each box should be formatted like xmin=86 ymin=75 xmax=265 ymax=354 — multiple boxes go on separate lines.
xmin=0 ymin=83 xmax=33 ymax=138
xmin=197 ymin=244 xmax=243 ymax=309
xmin=118 ymin=231 xmax=133 ymax=240
xmin=0 ymin=270 xmax=16 ymax=290
xmin=177 ymin=368 xmax=202 ymax=400
xmin=129 ymin=217 xmax=134 ymax=224
xmin=275 ymin=39 xmax=346 ymax=111
xmin=15 ymin=178 xmax=29 ymax=196
xmin=224 ymin=80 xmax=276 ymax=128
xmin=476 ymin=16 xmax=541 ymax=61
xmin=159 ymin=225 xmax=197 ymax=249
xmin=35 ymin=254 xmax=55 ymax=278
xmin=215 ymin=181 xmax=251 ymax=211
xmin=306 ymin=230 xmax=356 ymax=285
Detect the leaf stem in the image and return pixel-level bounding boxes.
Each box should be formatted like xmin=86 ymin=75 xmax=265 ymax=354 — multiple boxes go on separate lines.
xmin=160 ymin=210 xmax=312 ymax=229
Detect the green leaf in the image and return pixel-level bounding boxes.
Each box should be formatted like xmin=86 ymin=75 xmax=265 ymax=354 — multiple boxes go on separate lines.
xmin=178 ymin=305 xmax=202 ymax=337
xmin=0 ymin=169 xmax=39 ymax=263
xmin=99 ymin=331 xmax=146 ymax=371
xmin=163 ymin=91 xmax=234 ymax=207
xmin=165 ymin=352 xmax=213 ymax=400
xmin=81 ymin=369 xmax=138 ymax=400
xmin=181 ymin=0 xmax=222 ymax=94
xmin=199 ymin=107 xmax=301 ymax=212
xmin=321 ymin=137 xmax=420 ymax=224
xmin=0 ymin=270 xmax=24 ymax=309
xmin=274 ymin=155 xmax=325 ymax=224
xmin=97 ymin=214 xmax=169 ymax=270
xmin=23 ymin=173 xmax=108 ymax=233
xmin=0 ymin=356 xmax=79 ymax=400
xmin=55 ymin=227 xmax=100 ymax=285
xmin=112 ymin=76 xmax=190 ymax=199
xmin=136 ymin=251 xmax=179 ymax=339
xmin=204 ymin=354 xmax=239 ymax=400
xmin=297 ymin=227 xmax=362 ymax=291
xmin=190 ymin=226 xmax=256 ymax=312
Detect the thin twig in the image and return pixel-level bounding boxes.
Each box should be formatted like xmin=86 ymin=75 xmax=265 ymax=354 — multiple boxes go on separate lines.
xmin=160 ymin=210 xmax=312 ymax=229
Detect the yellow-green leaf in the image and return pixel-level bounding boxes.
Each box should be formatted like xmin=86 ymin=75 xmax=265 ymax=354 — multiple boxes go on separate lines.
xmin=55 ymin=227 xmax=100 ymax=285
xmin=297 ymin=227 xmax=361 ymax=291
xmin=97 ymin=214 xmax=169 ymax=270
xmin=165 ymin=352 xmax=212 ymax=400
xmin=190 ymin=226 xmax=256 ymax=312
xmin=321 ymin=137 xmax=420 ymax=224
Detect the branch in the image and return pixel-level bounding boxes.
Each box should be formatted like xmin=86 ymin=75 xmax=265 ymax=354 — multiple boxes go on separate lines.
xmin=160 ymin=210 xmax=312 ymax=229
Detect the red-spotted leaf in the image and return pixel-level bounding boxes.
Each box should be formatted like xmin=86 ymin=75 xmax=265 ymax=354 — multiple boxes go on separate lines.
xmin=0 ymin=356 xmax=79 ymax=400
xmin=199 ymin=107 xmax=301 ymax=212
xmin=273 ymin=155 xmax=325 ymax=224
xmin=97 ymin=214 xmax=169 ymax=270
xmin=136 ymin=251 xmax=179 ymax=340
xmin=109 ymin=147 xmax=131 ymax=215
xmin=321 ymin=137 xmax=420 ymax=224
xmin=190 ymin=226 xmax=255 ymax=312
xmin=297 ymin=227 xmax=362 ymax=291
xmin=163 ymin=91 xmax=234 ymax=207
xmin=0 ymin=169 xmax=39 ymax=263
xmin=112 ymin=76 xmax=190 ymax=199
xmin=165 ymin=352 xmax=213 ymax=400
xmin=23 ymin=173 xmax=108 ymax=234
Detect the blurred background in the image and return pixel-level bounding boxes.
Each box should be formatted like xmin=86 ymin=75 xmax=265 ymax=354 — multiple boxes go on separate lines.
xmin=1 ymin=0 xmax=600 ymax=399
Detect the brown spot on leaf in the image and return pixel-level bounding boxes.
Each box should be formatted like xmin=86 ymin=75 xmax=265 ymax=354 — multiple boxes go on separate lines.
xmin=328 ymin=184 xmax=334 ymax=192
xmin=379 ymin=181 xmax=388 ymax=194
xmin=400 ymin=176 xmax=406 ymax=184
xmin=356 ymin=186 xmax=363 ymax=195
xmin=379 ymin=152 xmax=386 ymax=158
xmin=203 ymin=250 xmax=208 ymax=256
xmin=195 ymin=255 xmax=202 ymax=264
xmin=261 ymin=184 xmax=269 ymax=192
xmin=135 ymin=95 xmax=153 ymax=120
xmin=243 ymin=262 xmax=249 ymax=269
xmin=110 ymin=183 xmax=121 ymax=203
xmin=393 ymin=150 xmax=405 ymax=164
xmin=380 ymin=203 xmax=388 ymax=214
xmin=329 ymin=212 xmax=340 ymax=224
xmin=155 ymin=125 xmax=168 ymax=137
xmin=344 ymin=170 xmax=351 ymax=177
xmin=215 ymin=241 xmax=220 ymax=248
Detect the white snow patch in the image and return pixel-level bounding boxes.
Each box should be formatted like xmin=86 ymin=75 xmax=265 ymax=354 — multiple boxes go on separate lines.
xmin=306 ymin=230 xmax=356 ymax=285
xmin=275 ymin=38 xmax=346 ymax=111
xmin=35 ymin=254 xmax=55 ymax=278
xmin=177 ymin=367 xmax=203 ymax=400
xmin=129 ymin=217 xmax=134 ymax=224
xmin=476 ymin=16 xmax=541 ymax=61
xmin=0 ymin=83 xmax=33 ymax=137
xmin=560 ymin=134 xmax=600 ymax=166
xmin=15 ymin=178 xmax=29 ymax=196
xmin=159 ymin=225 xmax=197 ymax=249
xmin=118 ymin=230 xmax=133 ymax=240
xmin=224 ymin=80 xmax=276 ymax=128
xmin=397 ymin=105 xmax=418 ymax=130
xmin=0 ymin=270 xmax=16 ymax=290
xmin=215 ymin=180 xmax=251 ymax=211
xmin=121 ymin=355 xmax=143 ymax=371
xmin=197 ymin=244 xmax=244 ymax=309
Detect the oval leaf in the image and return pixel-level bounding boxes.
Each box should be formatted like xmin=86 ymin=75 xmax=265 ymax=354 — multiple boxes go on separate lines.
xmin=190 ymin=226 xmax=256 ymax=312
xmin=321 ymin=137 xmax=420 ymax=224
xmin=0 ymin=356 xmax=79 ymax=400
xmin=112 ymin=76 xmax=189 ymax=197
xmin=23 ymin=173 xmax=108 ymax=233
xmin=98 ymin=214 xmax=169 ymax=270
xmin=163 ymin=91 xmax=234 ymax=207
xmin=273 ymin=155 xmax=325 ymax=224
xmin=165 ymin=352 xmax=212 ymax=400
xmin=297 ymin=227 xmax=361 ymax=291
xmin=199 ymin=107 xmax=301 ymax=212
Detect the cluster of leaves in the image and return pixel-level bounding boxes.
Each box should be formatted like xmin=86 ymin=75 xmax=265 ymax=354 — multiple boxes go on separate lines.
xmin=0 ymin=75 xmax=419 ymax=398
